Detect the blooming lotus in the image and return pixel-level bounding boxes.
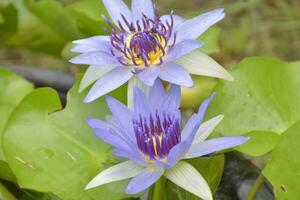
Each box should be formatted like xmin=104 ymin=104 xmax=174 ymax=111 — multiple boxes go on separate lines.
xmin=85 ymin=80 xmax=248 ymax=200
xmin=70 ymin=0 xmax=233 ymax=103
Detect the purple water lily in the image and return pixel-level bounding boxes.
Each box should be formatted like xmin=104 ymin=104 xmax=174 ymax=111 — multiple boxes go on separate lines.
xmin=70 ymin=0 xmax=233 ymax=102
xmin=85 ymin=80 xmax=248 ymax=200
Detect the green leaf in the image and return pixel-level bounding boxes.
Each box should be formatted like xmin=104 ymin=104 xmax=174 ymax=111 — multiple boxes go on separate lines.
xmin=67 ymin=0 xmax=105 ymax=20
xmin=263 ymin=120 xmax=300 ymax=200
xmin=67 ymin=0 xmax=107 ymax=36
xmin=68 ymin=9 xmax=104 ymax=37
xmin=24 ymin=0 xmax=81 ymax=41
xmin=0 ymin=161 xmax=16 ymax=182
xmin=0 ymin=183 xmax=17 ymax=200
xmin=162 ymin=155 xmax=224 ymax=200
xmin=235 ymin=131 xmax=280 ymax=157
xmin=20 ymin=191 xmax=60 ymax=200
xmin=2 ymin=76 xmax=134 ymax=200
xmin=198 ymin=27 xmax=221 ymax=54
xmin=0 ymin=67 xmax=34 ymax=181
xmin=0 ymin=13 xmax=4 ymax=24
xmin=0 ymin=0 xmax=68 ymax=56
xmin=206 ymin=57 xmax=300 ymax=154
xmin=0 ymin=4 xmax=18 ymax=41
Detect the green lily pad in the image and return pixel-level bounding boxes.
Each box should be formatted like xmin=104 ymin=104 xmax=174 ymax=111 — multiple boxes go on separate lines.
xmin=19 ymin=191 xmax=60 ymax=200
xmin=263 ymin=120 xmax=300 ymax=200
xmin=0 ymin=183 xmax=17 ymax=200
xmin=0 ymin=67 xmax=34 ymax=181
xmin=2 ymin=76 xmax=134 ymax=200
xmin=206 ymin=57 xmax=300 ymax=155
xmin=161 ymin=155 xmax=224 ymax=200
xmin=0 ymin=162 xmax=16 ymax=182
xmin=235 ymin=131 xmax=280 ymax=157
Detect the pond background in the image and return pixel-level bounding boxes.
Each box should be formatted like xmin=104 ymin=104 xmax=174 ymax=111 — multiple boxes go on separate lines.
xmin=1 ymin=0 xmax=299 ymax=73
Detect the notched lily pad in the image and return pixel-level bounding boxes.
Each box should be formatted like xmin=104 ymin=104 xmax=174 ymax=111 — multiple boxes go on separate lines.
xmin=207 ymin=57 xmax=300 ymax=155
xmin=0 ymin=67 xmax=34 ymax=182
xmin=2 ymin=75 xmax=133 ymax=200
xmin=263 ymin=121 xmax=300 ymax=200
xmin=235 ymin=131 xmax=280 ymax=157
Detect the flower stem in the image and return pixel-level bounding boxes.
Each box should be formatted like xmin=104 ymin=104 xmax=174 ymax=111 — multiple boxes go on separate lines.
xmin=245 ymin=173 xmax=265 ymax=200
xmin=152 ymin=176 xmax=166 ymax=200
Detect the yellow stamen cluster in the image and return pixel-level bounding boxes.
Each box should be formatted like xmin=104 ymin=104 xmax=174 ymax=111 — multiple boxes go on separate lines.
xmin=125 ymin=33 xmax=167 ymax=68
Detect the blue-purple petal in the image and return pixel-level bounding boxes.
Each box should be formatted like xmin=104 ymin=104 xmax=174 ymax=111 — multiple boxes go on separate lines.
xmin=181 ymin=93 xmax=216 ymax=145
xmin=84 ymin=67 xmax=133 ymax=102
xmin=133 ymin=87 xmax=151 ymax=115
xmin=73 ymin=36 xmax=110 ymax=44
xmin=71 ymin=37 xmax=111 ymax=53
xmin=92 ymin=128 xmax=131 ymax=150
xmin=175 ymin=8 xmax=225 ymax=43
xmin=87 ymin=118 xmax=142 ymax=164
xmin=113 ymin=148 xmax=147 ymax=166
xmin=148 ymin=79 xmax=166 ymax=108
xmin=69 ymin=51 xmax=120 ymax=67
xmin=161 ymin=84 xmax=181 ymax=110
xmin=155 ymin=160 xmax=170 ymax=170
xmin=160 ymin=14 xmax=184 ymax=29
xmin=181 ymin=114 xmax=199 ymax=142
xmin=86 ymin=118 xmax=111 ymax=130
xmin=196 ymin=93 xmax=216 ymax=128
xmin=159 ymin=62 xmax=193 ymax=87
xmin=125 ymin=168 xmax=163 ymax=194
xmin=71 ymin=44 xmax=109 ymax=54
xmin=167 ymin=40 xmax=203 ymax=62
xmin=131 ymin=0 xmax=155 ymax=21
xmin=166 ymin=141 xmax=189 ymax=167
xmin=102 ymin=0 xmax=132 ymax=27
xmin=105 ymin=96 xmax=136 ymax=142
xmin=138 ymin=66 xmax=160 ymax=86
xmin=185 ymin=136 xmax=250 ymax=158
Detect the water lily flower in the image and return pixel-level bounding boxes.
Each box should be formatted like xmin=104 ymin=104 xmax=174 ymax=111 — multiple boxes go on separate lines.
xmin=70 ymin=0 xmax=233 ymax=103
xmin=85 ymin=80 xmax=248 ymax=200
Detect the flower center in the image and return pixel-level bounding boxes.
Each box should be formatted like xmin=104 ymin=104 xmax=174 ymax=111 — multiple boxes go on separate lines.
xmin=133 ymin=111 xmax=181 ymax=161
xmin=125 ymin=30 xmax=167 ymax=67
xmin=104 ymin=12 xmax=176 ymax=72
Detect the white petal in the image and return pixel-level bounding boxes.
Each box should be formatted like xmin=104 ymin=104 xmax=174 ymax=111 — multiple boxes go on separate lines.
xmin=192 ymin=115 xmax=224 ymax=145
xmin=132 ymin=0 xmax=155 ymax=21
xmin=84 ymin=67 xmax=133 ymax=102
xmin=125 ymin=168 xmax=163 ymax=194
xmin=79 ymin=66 xmax=112 ymax=92
xmin=165 ymin=161 xmax=213 ymax=200
xmin=175 ymin=51 xmax=233 ymax=81
xmin=85 ymin=160 xmax=145 ymax=190
xmin=102 ymin=0 xmax=132 ymax=26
